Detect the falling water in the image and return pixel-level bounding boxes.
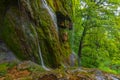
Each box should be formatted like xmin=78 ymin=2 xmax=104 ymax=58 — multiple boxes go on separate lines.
xmin=41 ymin=0 xmax=58 ymax=31
xmin=38 ymin=41 xmax=50 ymax=71
xmin=18 ymin=0 xmax=50 ymax=71
xmin=27 ymin=24 xmax=50 ymax=71
xmin=23 ymin=24 xmax=50 ymax=71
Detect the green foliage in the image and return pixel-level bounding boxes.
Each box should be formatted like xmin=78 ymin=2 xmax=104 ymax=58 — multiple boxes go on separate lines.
xmin=27 ymin=64 xmax=45 ymax=72
xmin=71 ymin=0 xmax=120 ymax=74
xmin=0 ymin=63 xmax=8 ymax=76
xmin=99 ymin=66 xmax=117 ymax=74
xmin=0 ymin=62 xmax=17 ymax=76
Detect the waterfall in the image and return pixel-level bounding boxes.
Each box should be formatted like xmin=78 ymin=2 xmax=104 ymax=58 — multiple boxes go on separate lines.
xmin=41 ymin=0 xmax=58 ymax=31
xmin=18 ymin=0 xmax=50 ymax=71
xmin=37 ymin=41 xmax=50 ymax=71
xmin=23 ymin=24 xmax=50 ymax=71
xmin=35 ymin=28 xmax=50 ymax=71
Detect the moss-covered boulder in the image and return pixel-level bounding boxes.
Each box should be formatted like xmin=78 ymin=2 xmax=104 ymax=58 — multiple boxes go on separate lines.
xmin=0 ymin=0 xmax=73 ymax=68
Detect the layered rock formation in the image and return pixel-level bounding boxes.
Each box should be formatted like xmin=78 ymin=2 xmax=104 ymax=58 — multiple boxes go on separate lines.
xmin=0 ymin=0 xmax=73 ymax=68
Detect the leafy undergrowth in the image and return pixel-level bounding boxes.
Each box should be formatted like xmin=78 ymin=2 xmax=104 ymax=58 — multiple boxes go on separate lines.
xmin=0 ymin=61 xmax=120 ymax=80
xmin=0 ymin=61 xmax=18 ymax=77
xmin=99 ymin=66 xmax=118 ymax=75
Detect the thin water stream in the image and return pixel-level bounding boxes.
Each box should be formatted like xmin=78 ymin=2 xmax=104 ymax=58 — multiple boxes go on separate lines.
xmin=18 ymin=0 xmax=57 ymax=71
xmin=38 ymin=41 xmax=50 ymax=71
xmin=41 ymin=0 xmax=58 ymax=31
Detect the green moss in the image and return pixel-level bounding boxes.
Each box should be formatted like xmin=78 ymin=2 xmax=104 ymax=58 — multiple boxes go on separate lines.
xmin=99 ymin=66 xmax=118 ymax=74
xmin=27 ymin=64 xmax=45 ymax=72
xmin=0 ymin=63 xmax=8 ymax=76
xmin=1 ymin=17 xmax=26 ymax=60
xmin=0 ymin=0 xmax=72 ymax=68
xmin=20 ymin=0 xmax=72 ymax=68
xmin=47 ymin=0 xmax=55 ymax=11
xmin=0 ymin=62 xmax=17 ymax=77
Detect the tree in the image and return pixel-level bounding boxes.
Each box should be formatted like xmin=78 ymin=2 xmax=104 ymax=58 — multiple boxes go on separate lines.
xmin=75 ymin=0 xmax=120 ymax=67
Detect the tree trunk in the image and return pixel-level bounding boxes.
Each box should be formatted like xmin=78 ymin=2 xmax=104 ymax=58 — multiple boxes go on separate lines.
xmin=78 ymin=28 xmax=86 ymax=66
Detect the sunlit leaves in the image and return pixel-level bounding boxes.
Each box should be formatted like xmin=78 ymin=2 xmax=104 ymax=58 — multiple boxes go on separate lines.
xmin=72 ymin=0 xmax=120 ymax=73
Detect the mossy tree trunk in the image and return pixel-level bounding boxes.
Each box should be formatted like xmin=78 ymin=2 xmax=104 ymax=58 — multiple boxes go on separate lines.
xmin=0 ymin=0 xmax=73 ymax=68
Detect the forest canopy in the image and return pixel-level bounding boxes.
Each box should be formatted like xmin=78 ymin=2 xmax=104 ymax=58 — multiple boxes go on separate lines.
xmin=71 ymin=0 xmax=120 ymax=74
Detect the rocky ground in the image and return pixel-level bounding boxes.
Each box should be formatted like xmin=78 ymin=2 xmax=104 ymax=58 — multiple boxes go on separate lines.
xmin=0 ymin=41 xmax=120 ymax=80
xmin=0 ymin=61 xmax=120 ymax=80
xmin=0 ymin=40 xmax=18 ymax=64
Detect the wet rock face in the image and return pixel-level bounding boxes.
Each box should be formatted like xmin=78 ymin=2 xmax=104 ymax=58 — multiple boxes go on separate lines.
xmin=0 ymin=41 xmax=17 ymax=63
xmin=0 ymin=0 xmax=73 ymax=68
xmin=62 ymin=32 xmax=68 ymax=42
xmin=69 ymin=52 xmax=77 ymax=67
xmin=56 ymin=11 xmax=73 ymax=30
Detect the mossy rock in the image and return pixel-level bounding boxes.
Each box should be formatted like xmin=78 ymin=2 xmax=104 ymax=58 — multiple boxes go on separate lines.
xmin=0 ymin=62 xmax=17 ymax=77
xmin=0 ymin=0 xmax=72 ymax=68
